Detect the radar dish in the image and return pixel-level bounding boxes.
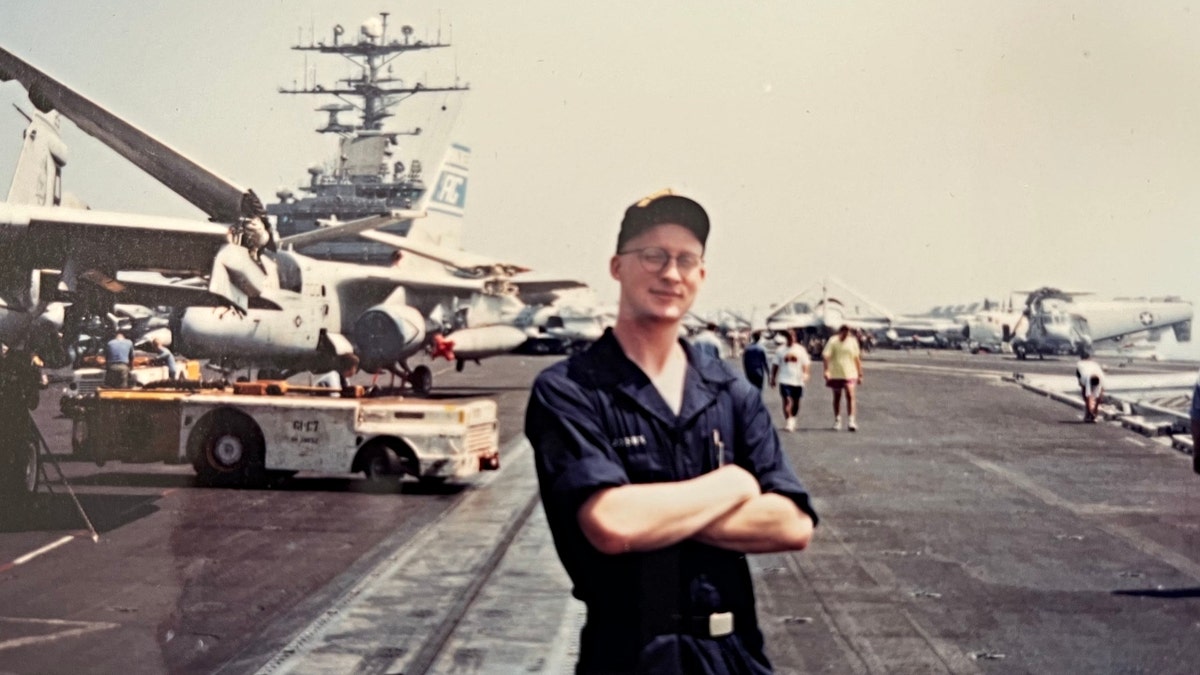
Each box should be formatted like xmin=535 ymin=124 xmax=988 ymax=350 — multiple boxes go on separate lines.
xmin=361 ymin=17 xmax=383 ymax=39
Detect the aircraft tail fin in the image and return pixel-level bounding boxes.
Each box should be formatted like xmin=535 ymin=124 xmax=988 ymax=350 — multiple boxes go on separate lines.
xmin=6 ymin=107 xmax=67 ymax=206
xmin=409 ymin=142 xmax=470 ymax=251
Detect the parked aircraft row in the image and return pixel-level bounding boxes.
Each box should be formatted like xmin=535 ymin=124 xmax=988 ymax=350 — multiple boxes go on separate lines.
xmin=709 ymin=277 xmax=1193 ymax=360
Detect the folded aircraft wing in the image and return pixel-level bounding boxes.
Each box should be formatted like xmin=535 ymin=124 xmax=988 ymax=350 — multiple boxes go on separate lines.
xmin=841 ymin=318 xmax=890 ymax=331
xmin=0 ymin=203 xmax=229 ymax=274
xmin=106 ymin=277 xmax=282 ymax=311
xmin=360 ymin=229 xmax=587 ymax=300
xmin=359 ymin=229 xmax=532 ymax=275
xmin=0 ymin=46 xmax=250 ymax=221
xmin=353 ymin=270 xmax=486 ymax=294
xmin=39 ymin=269 xmax=281 ymax=311
xmin=508 ymin=276 xmax=589 ymax=295
xmin=766 ymin=314 xmax=822 ymax=331
xmin=279 ymin=210 xmax=425 ymax=250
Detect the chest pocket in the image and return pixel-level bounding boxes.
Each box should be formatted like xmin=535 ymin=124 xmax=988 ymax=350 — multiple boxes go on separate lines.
xmin=591 ymin=385 xmax=739 ymax=483
xmin=688 ymin=405 xmax=734 ymax=477
xmin=589 ymin=389 xmax=675 ymax=483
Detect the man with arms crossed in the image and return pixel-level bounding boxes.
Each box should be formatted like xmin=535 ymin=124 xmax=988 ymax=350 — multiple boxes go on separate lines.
xmin=526 ymin=191 xmax=817 ymax=674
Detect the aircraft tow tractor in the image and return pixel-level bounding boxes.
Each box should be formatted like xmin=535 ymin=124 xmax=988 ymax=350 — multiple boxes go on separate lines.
xmin=66 ymin=380 xmax=500 ymax=487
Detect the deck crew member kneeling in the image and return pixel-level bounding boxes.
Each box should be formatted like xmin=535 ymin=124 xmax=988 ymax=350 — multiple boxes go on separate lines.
xmin=526 ymin=190 xmax=818 ymax=674
xmin=1075 ymin=351 xmax=1104 ymax=423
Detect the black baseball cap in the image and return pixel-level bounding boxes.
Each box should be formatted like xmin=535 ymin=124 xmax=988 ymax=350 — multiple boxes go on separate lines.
xmin=617 ymin=190 xmax=710 ymax=252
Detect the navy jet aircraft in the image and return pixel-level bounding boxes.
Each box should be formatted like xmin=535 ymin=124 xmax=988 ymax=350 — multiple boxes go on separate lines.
xmin=0 ymin=47 xmax=582 ymax=394
xmin=1008 ymin=287 xmax=1192 ymax=359
xmin=176 ymin=143 xmax=585 ymax=389
xmin=764 ymin=276 xmax=893 ymax=354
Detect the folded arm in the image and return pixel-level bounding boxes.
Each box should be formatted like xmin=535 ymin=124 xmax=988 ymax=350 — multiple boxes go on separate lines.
xmin=578 ymin=464 xmax=760 ymax=555
xmin=693 ymin=492 xmax=814 ymax=553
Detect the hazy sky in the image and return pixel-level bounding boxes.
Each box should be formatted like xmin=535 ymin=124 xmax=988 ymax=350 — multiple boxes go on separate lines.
xmin=3 ymin=1 xmax=1199 ymax=323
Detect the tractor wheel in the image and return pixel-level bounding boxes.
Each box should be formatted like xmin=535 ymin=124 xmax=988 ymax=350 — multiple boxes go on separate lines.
xmin=191 ymin=411 xmax=266 ymax=487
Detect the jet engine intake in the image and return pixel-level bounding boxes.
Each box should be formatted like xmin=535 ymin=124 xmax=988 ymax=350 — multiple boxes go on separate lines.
xmin=353 ymin=304 xmax=426 ymax=372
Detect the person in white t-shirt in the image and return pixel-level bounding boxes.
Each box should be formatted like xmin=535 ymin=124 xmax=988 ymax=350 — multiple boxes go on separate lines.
xmin=1074 ymin=351 xmax=1104 ymax=422
xmin=770 ymin=329 xmax=811 ymax=432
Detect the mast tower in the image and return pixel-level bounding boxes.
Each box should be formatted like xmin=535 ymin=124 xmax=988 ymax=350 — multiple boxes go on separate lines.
xmin=268 ymin=12 xmax=469 ymax=263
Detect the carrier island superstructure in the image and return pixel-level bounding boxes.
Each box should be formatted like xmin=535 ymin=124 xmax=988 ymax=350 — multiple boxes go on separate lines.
xmin=269 ymin=12 xmax=469 ymax=263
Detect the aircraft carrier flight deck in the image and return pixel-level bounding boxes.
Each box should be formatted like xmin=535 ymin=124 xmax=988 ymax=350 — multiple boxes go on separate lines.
xmin=1 ymin=349 xmax=1198 ymax=674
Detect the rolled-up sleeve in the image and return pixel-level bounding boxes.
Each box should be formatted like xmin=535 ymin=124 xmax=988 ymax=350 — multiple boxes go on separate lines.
xmin=526 ymin=368 xmax=629 ymax=521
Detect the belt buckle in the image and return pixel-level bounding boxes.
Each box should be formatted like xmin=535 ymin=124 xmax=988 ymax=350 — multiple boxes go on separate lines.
xmin=708 ymin=611 xmax=734 ymax=637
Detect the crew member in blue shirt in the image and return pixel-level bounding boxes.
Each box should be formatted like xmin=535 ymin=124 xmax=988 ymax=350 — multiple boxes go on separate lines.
xmin=741 ymin=331 xmax=769 ymax=390
xmin=526 ymin=190 xmax=818 ymax=674
xmin=104 ymin=331 xmax=134 ymax=388
xmin=150 ymin=338 xmax=178 ymax=380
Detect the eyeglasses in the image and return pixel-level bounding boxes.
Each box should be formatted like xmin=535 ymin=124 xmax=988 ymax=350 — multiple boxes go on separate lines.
xmin=618 ymin=246 xmax=704 ymax=274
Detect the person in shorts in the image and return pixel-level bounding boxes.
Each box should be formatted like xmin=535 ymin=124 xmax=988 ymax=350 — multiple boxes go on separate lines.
xmin=822 ymin=324 xmax=863 ymax=431
xmin=769 ymin=329 xmax=810 ymax=432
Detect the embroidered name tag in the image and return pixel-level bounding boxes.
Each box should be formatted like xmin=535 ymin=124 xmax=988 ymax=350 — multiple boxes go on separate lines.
xmin=612 ymin=435 xmax=647 ymax=448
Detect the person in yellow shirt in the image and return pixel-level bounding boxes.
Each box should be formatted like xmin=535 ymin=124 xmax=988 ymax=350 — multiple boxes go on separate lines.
xmin=822 ymin=324 xmax=863 ymax=431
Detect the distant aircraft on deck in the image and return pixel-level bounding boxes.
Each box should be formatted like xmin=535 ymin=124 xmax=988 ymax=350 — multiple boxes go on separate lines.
xmin=1008 ymin=287 xmax=1192 ymax=359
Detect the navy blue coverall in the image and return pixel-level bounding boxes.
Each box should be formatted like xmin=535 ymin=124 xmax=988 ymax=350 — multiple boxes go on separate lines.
xmin=526 ymin=329 xmax=819 ymax=674
xmin=741 ymin=342 xmax=769 ymax=389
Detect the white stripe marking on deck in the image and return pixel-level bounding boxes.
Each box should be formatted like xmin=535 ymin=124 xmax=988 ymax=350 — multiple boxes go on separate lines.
xmin=12 ymin=535 xmax=74 ymax=566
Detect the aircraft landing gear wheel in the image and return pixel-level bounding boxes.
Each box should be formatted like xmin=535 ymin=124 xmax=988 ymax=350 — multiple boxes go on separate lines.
xmin=410 ymin=365 xmax=433 ymax=397
xmin=1014 ymin=344 xmax=1027 ymax=360
xmin=192 ymin=413 xmax=265 ymax=487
